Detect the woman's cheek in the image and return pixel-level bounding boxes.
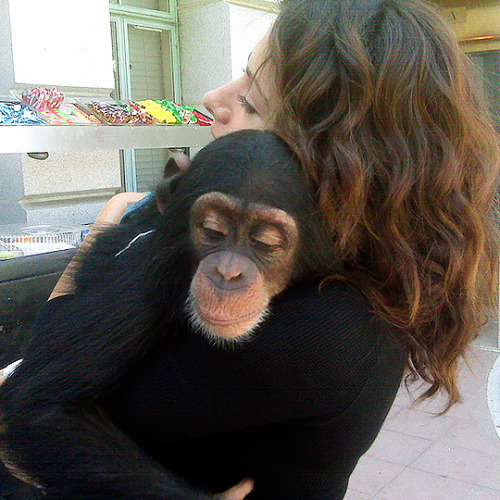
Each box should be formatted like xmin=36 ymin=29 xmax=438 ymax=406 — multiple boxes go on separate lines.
xmin=211 ymin=113 xmax=265 ymax=138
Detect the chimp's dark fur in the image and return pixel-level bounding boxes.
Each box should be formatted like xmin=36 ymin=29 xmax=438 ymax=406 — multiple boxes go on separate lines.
xmin=0 ymin=130 xmax=332 ymax=499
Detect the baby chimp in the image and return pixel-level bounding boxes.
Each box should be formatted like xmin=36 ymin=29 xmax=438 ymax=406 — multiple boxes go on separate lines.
xmin=187 ymin=189 xmax=299 ymax=342
xmin=0 ymin=130 xmax=332 ymax=499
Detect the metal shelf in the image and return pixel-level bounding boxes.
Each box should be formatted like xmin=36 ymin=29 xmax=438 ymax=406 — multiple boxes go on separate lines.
xmin=0 ymin=124 xmax=213 ymax=153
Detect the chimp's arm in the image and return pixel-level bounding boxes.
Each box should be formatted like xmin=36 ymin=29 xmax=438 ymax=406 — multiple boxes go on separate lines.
xmin=0 ymin=210 xmax=208 ymax=499
xmin=0 ymin=130 xmax=323 ymax=499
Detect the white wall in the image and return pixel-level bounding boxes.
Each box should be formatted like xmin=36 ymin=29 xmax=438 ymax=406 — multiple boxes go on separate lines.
xmin=20 ymin=149 xmax=121 ymax=226
xmin=178 ymin=0 xmax=232 ymax=108
xmin=5 ymin=0 xmax=119 ymax=225
xmin=8 ymin=0 xmax=114 ymax=88
xmin=229 ymin=3 xmax=275 ymax=80
xmin=178 ymin=0 xmax=276 ymax=109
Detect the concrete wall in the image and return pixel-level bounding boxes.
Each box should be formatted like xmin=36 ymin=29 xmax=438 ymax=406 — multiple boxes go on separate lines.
xmin=1 ymin=0 xmax=120 ymax=227
xmin=0 ymin=0 xmax=25 ymax=224
xmin=21 ymin=150 xmax=121 ymax=226
xmin=0 ymin=155 xmax=26 ymax=225
xmin=178 ymin=0 xmax=232 ymax=108
xmin=228 ymin=2 xmax=276 ymax=81
xmin=178 ymin=0 xmax=276 ymax=109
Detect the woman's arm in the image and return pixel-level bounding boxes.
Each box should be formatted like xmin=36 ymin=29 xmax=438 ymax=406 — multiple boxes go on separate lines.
xmin=102 ymin=280 xmax=407 ymax=499
xmin=0 ymin=193 xmax=148 ymax=381
xmin=49 ymin=192 xmax=148 ymax=300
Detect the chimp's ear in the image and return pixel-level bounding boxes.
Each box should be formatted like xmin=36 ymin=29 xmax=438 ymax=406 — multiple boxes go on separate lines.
xmin=156 ymin=172 xmax=183 ymax=214
xmin=163 ymin=153 xmax=191 ymax=178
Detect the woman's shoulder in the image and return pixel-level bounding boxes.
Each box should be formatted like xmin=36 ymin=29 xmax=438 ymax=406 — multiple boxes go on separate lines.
xmin=277 ymin=276 xmax=371 ymax=308
xmin=268 ymin=277 xmax=386 ymax=346
xmin=240 ymin=278 xmax=406 ymax=418
xmin=269 ymin=278 xmax=407 ymax=370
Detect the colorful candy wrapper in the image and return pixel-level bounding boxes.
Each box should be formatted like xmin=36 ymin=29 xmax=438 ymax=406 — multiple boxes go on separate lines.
xmin=87 ymin=101 xmax=155 ymax=125
xmin=38 ymin=103 xmax=101 ymax=125
xmin=0 ymin=101 xmax=45 ymax=125
xmin=138 ymin=100 xmax=176 ymax=124
xmin=22 ymin=87 xmax=65 ymax=110
xmin=174 ymin=103 xmax=196 ymax=124
xmin=156 ymin=100 xmax=212 ymax=125
xmin=193 ymin=109 xmax=213 ymax=126
xmin=158 ymin=100 xmax=182 ymax=123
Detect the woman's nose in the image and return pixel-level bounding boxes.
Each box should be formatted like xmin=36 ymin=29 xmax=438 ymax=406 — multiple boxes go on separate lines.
xmin=202 ymin=81 xmax=236 ymax=125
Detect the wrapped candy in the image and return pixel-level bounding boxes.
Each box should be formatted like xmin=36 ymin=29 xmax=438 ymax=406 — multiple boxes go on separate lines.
xmin=193 ymin=109 xmax=213 ymax=126
xmin=138 ymin=99 xmax=177 ymax=124
xmin=22 ymin=87 xmax=65 ymax=110
xmin=87 ymin=101 xmax=155 ymax=125
xmin=128 ymin=101 xmax=156 ymax=124
xmin=0 ymin=101 xmax=45 ymax=125
xmin=38 ymin=103 xmax=101 ymax=125
xmin=20 ymin=87 xmax=100 ymax=125
xmin=156 ymin=100 xmax=213 ymax=126
xmin=157 ymin=100 xmax=195 ymax=124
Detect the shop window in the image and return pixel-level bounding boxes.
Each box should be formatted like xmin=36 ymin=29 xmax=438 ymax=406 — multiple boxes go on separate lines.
xmin=128 ymin=26 xmax=174 ymax=102
xmin=128 ymin=26 xmax=174 ymax=191
xmin=110 ymin=3 xmax=180 ymax=191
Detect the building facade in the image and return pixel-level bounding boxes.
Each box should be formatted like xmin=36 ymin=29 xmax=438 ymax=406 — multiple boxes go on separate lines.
xmin=0 ymin=0 xmax=498 ymax=227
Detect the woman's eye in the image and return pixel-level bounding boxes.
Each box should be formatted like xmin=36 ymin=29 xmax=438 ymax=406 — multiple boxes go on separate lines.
xmin=237 ymin=95 xmax=258 ymax=115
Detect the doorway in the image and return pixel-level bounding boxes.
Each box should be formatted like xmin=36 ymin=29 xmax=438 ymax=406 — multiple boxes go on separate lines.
xmin=110 ymin=3 xmax=181 ymax=191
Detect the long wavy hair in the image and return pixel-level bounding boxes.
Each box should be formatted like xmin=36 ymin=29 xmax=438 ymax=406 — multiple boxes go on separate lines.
xmin=268 ymin=0 xmax=500 ymax=410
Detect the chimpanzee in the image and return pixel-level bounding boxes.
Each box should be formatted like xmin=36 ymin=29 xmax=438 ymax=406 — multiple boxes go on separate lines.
xmin=0 ymin=130 xmax=334 ymax=499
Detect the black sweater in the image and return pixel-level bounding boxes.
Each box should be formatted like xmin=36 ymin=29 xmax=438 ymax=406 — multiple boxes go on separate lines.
xmin=100 ymin=279 xmax=407 ymax=499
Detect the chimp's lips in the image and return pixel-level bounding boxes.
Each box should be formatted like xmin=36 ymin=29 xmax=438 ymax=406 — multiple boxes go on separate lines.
xmin=197 ymin=307 xmax=262 ymax=326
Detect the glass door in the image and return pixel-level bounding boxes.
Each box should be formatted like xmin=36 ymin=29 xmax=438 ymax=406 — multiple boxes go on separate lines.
xmin=110 ymin=9 xmax=181 ymax=191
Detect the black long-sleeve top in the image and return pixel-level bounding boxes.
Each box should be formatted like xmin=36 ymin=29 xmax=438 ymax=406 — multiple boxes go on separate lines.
xmin=98 ymin=279 xmax=407 ymax=499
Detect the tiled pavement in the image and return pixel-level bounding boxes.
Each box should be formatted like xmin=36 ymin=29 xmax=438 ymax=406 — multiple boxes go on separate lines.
xmin=345 ymin=323 xmax=500 ymax=500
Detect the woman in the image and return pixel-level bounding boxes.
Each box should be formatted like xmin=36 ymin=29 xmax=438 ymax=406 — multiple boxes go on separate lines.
xmin=3 ymin=0 xmax=499 ymax=498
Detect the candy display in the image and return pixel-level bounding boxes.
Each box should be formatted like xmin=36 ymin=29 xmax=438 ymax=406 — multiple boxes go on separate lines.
xmin=159 ymin=100 xmax=197 ymax=124
xmin=38 ymin=103 xmax=101 ymax=125
xmin=87 ymin=101 xmax=155 ymax=125
xmin=139 ymin=99 xmax=213 ymax=126
xmin=138 ymin=99 xmax=177 ymax=124
xmin=192 ymin=109 xmax=213 ymax=126
xmin=169 ymin=102 xmax=212 ymax=126
xmin=22 ymin=87 xmax=65 ymax=110
xmin=0 ymin=101 xmax=45 ymax=125
xmin=3 ymin=89 xmax=211 ymax=127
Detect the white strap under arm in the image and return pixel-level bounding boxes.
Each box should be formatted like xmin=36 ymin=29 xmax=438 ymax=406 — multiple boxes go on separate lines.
xmin=1 ymin=359 xmax=23 ymax=377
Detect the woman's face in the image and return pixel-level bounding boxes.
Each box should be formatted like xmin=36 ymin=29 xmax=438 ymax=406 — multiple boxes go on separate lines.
xmin=202 ymin=33 xmax=277 ymax=139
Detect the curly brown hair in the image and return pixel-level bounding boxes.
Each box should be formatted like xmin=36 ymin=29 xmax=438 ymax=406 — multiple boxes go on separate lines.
xmin=268 ymin=0 xmax=500 ymax=411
